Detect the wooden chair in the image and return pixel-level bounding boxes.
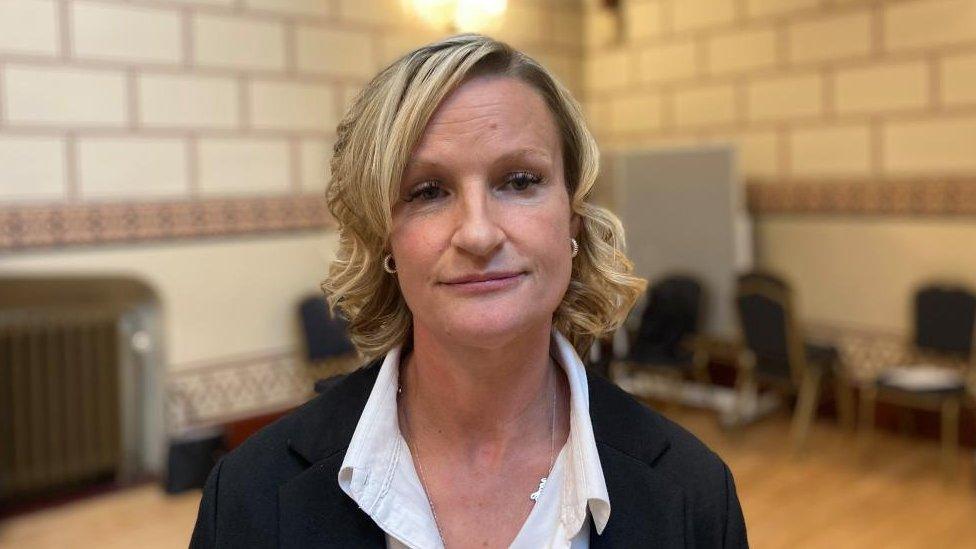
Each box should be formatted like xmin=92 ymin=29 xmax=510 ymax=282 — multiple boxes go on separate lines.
xmin=858 ymin=284 xmax=976 ymax=480
xmin=734 ymin=272 xmax=855 ymax=453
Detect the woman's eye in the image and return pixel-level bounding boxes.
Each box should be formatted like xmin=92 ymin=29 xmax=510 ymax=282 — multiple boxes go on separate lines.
xmin=505 ymin=171 xmax=542 ymax=191
xmin=405 ymin=181 xmax=445 ymax=202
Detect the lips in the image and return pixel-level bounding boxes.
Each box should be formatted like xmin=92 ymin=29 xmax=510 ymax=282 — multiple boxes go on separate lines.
xmin=441 ymin=271 xmax=525 ymax=285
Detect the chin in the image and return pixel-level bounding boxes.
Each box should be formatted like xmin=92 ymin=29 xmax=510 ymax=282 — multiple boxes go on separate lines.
xmin=436 ymin=306 xmax=552 ymax=350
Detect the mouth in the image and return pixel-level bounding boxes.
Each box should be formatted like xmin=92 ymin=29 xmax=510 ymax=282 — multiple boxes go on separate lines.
xmin=442 ymin=271 xmax=525 ymax=285
xmin=440 ymin=271 xmax=527 ymax=293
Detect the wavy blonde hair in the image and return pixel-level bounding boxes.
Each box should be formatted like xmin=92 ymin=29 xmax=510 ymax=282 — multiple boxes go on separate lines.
xmin=323 ymin=34 xmax=646 ymax=361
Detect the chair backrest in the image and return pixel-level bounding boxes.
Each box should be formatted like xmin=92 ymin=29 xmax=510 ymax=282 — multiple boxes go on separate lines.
xmin=914 ymin=285 xmax=976 ymax=358
xmin=735 ymin=272 xmax=803 ymax=382
xmin=629 ymin=274 xmax=703 ymax=363
xmin=298 ymin=295 xmax=355 ymax=362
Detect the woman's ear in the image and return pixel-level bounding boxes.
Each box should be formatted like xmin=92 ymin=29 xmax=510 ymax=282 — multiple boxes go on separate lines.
xmin=570 ymin=213 xmax=581 ymax=239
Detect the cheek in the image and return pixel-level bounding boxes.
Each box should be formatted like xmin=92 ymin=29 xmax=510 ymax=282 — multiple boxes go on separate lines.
xmin=389 ymin=222 xmax=442 ymax=301
xmin=516 ymin=199 xmax=572 ymax=254
xmin=508 ymin=208 xmax=573 ymax=287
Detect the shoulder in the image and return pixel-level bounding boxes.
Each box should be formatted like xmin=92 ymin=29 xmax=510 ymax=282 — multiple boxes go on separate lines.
xmin=587 ymin=371 xmax=733 ymax=502
xmin=195 ymin=361 xmax=381 ymax=536
xmin=216 ymin=360 xmax=382 ymax=484
xmin=586 ymin=373 xmax=748 ymax=546
xmin=208 ymin=363 xmax=378 ymax=501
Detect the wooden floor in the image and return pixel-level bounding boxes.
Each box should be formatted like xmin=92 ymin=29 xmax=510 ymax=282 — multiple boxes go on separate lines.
xmin=0 ymin=485 xmax=199 ymax=548
xmin=2 ymin=405 xmax=975 ymax=548
xmin=667 ymin=404 xmax=976 ymax=548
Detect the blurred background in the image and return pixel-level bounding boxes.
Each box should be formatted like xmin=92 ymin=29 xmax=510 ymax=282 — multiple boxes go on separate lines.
xmin=1 ymin=0 xmax=975 ymax=547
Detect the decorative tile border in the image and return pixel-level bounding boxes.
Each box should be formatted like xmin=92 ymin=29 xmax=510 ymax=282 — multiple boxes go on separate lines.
xmin=3 ymin=179 xmax=974 ymax=253
xmin=166 ymin=348 xmax=361 ymax=431
xmin=746 ymin=179 xmax=976 ymax=216
xmin=0 ymin=194 xmax=333 ymax=251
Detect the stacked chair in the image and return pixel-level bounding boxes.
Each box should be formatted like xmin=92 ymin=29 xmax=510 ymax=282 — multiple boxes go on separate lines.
xmin=621 ymin=270 xmax=975 ymax=474
xmin=733 ymin=272 xmax=854 ymax=453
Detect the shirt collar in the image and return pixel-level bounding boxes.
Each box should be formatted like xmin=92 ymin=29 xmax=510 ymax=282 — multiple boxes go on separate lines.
xmin=337 ymin=343 xmax=404 ymax=514
xmin=337 ymin=329 xmax=611 ymax=539
xmin=550 ymin=328 xmax=611 ymax=535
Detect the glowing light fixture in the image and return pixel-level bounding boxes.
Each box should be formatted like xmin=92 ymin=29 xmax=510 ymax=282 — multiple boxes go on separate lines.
xmin=405 ymin=0 xmax=507 ymax=33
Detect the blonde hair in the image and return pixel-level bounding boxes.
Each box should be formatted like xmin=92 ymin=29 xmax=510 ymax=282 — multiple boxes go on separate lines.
xmin=323 ymin=34 xmax=646 ymax=360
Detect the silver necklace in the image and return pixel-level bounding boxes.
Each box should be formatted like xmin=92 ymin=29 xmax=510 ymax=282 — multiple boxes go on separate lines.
xmin=398 ymin=359 xmax=558 ymax=547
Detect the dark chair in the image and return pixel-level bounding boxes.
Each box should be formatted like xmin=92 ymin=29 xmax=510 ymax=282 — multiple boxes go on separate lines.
xmin=734 ymin=272 xmax=854 ymax=452
xmin=622 ymin=275 xmax=707 ymax=381
xmin=859 ymin=284 xmax=976 ymax=479
xmin=914 ymin=286 xmax=976 ymax=356
xmin=298 ymin=294 xmax=359 ymax=380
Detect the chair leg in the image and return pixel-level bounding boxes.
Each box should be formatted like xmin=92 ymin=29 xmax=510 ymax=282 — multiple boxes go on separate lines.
xmin=733 ymin=363 xmax=756 ymax=428
xmin=659 ymin=369 xmax=683 ymax=415
xmin=858 ymin=385 xmax=876 ymax=455
xmin=608 ymin=360 xmax=630 ymax=384
xmin=834 ymin=376 xmax=855 ymax=432
xmin=972 ymin=407 xmax=976 ymax=490
xmin=791 ymin=368 xmax=822 ymax=454
xmin=941 ymin=397 xmax=961 ymax=483
xmin=691 ymin=348 xmax=712 ymax=385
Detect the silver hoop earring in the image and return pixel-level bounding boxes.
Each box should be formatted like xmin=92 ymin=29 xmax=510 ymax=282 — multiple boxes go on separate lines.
xmin=570 ymin=238 xmax=579 ymax=258
xmin=383 ymin=254 xmax=397 ymax=274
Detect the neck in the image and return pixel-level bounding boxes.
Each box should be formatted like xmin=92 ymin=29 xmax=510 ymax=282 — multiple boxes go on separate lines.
xmin=399 ymin=321 xmax=557 ymax=451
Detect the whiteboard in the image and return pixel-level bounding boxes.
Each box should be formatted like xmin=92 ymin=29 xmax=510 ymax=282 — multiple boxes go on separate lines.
xmin=607 ymin=145 xmax=752 ymax=336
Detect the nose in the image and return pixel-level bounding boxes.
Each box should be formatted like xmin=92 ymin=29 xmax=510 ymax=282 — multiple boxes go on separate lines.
xmin=450 ymin=183 xmax=505 ymax=259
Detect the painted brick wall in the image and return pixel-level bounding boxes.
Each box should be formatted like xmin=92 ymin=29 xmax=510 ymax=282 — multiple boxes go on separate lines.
xmin=583 ymin=0 xmax=976 ymax=181
xmin=0 ymin=0 xmax=584 ymax=427
xmin=0 ymin=0 xmax=583 ymax=206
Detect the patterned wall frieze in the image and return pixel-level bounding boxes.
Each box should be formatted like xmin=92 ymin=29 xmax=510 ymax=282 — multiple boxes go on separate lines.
xmin=166 ymin=348 xmax=361 ymax=431
xmin=0 ymin=194 xmax=334 ymax=251
xmin=4 ymin=179 xmax=975 ymax=254
xmin=746 ymin=179 xmax=976 ymax=216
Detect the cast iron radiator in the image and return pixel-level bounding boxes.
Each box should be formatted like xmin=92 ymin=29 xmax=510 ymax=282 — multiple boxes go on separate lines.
xmin=0 ymin=310 xmax=121 ymax=501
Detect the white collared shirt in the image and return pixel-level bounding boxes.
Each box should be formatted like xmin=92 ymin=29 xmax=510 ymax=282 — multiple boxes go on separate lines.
xmin=338 ymin=329 xmax=610 ymax=548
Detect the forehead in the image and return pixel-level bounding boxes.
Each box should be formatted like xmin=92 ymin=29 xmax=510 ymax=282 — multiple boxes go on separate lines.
xmin=409 ymin=75 xmax=560 ymax=160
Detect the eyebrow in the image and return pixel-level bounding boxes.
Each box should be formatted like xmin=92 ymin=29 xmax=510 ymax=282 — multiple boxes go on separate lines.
xmin=405 ymin=147 xmax=553 ymax=169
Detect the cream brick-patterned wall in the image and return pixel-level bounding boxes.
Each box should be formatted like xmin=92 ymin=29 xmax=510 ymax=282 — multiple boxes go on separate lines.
xmin=583 ymin=0 xmax=976 ymax=333
xmin=0 ymin=0 xmax=583 ymax=206
xmin=2 ymin=0 xmax=969 ymax=201
xmin=583 ymin=0 xmax=976 ymax=181
xmin=0 ymin=0 xmax=584 ymax=426
xmin=2 ymin=0 xmax=972 ymax=417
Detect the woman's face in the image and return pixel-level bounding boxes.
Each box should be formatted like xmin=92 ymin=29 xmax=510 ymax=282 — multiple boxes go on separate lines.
xmin=390 ymin=75 xmax=578 ymax=349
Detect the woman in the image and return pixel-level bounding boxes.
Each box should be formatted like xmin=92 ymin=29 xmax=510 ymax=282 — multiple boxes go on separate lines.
xmin=191 ymin=34 xmax=746 ymax=548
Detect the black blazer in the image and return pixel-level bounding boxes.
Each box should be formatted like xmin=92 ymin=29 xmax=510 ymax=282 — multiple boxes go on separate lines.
xmin=190 ymin=360 xmax=748 ymax=548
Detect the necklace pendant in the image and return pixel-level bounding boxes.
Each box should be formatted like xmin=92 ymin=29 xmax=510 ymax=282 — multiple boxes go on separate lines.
xmin=530 ymin=476 xmax=547 ymax=502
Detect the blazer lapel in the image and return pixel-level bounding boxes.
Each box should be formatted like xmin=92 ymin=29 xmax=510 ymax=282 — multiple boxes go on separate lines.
xmin=586 ymin=371 xmax=687 ymax=548
xmin=589 ymin=442 xmax=687 ymax=548
xmin=278 ymin=361 xmax=386 ymax=548
xmin=278 ymin=450 xmax=385 ymax=548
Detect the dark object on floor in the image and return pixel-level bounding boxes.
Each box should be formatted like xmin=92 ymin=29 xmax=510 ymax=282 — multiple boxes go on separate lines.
xmin=165 ymin=427 xmax=226 ymax=494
